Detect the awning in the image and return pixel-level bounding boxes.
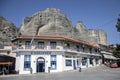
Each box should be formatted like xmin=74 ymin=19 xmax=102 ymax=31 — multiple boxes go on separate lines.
xmin=103 ymin=54 xmax=117 ymax=59
xmin=0 ymin=62 xmax=12 ymax=65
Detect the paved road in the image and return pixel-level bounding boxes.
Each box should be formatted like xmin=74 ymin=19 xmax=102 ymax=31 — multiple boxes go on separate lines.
xmin=0 ymin=65 xmax=120 ymax=80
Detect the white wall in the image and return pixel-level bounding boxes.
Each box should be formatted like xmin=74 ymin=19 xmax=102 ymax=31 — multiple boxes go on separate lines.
xmin=15 ymin=54 xmax=20 ymax=72
xmin=50 ymin=54 xmax=63 ymax=72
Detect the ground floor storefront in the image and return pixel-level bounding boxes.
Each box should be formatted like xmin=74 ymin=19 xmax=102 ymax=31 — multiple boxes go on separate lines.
xmin=0 ymin=55 xmax=15 ymax=75
xmin=16 ymin=51 xmax=101 ymax=74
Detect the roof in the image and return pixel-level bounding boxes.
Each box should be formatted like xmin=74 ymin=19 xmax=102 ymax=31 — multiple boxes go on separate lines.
xmin=12 ymin=34 xmax=99 ymax=48
xmin=103 ymin=54 xmax=117 ymax=60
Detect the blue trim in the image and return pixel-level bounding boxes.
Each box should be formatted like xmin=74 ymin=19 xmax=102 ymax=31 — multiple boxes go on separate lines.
xmin=24 ymin=55 xmax=31 ymax=70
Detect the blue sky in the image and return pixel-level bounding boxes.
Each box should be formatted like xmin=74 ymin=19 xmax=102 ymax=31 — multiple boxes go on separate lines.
xmin=0 ymin=0 xmax=120 ymax=44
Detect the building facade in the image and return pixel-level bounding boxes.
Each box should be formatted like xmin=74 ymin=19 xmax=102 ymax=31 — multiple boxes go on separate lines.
xmin=12 ymin=35 xmax=102 ymax=74
xmin=0 ymin=46 xmax=15 ymax=74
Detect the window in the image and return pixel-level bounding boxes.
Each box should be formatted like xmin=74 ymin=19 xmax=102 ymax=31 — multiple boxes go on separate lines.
xmin=95 ymin=49 xmax=98 ymax=53
xmin=38 ymin=42 xmax=44 ymax=49
xmin=51 ymin=55 xmax=57 ymax=70
xmin=24 ymin=55 xmax=31 ymax=70
xmin=25 ymin=41 xmax=31 ymax=49
xmin=89 ymin=48 xmax=92 ymax=53
xmin=82 ymin=57 xmax=87 ymax=66
xmin=80 ymin=44 xmax=85 ymax=52
xmin=50 ymin=42 xmax=56 ymax=49
xmin=76 ymin=45 xmax=79 ymax=51
xmin=66 ymin=59 xmax=72 ymax=66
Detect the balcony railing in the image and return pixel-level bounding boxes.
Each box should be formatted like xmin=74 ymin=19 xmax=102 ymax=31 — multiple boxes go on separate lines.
xmin=12 ymin=45 xmax=100 ymax=55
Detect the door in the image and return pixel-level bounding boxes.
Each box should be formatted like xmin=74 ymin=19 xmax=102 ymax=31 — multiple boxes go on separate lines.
xmin=36 ymin=57 xmax=45 ymax=72
xmin=73 ymin=60 xmax=76 ymax=69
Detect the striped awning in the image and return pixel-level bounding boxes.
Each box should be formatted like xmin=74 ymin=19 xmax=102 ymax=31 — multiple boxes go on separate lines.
xmin=103 ymin=54 xmax=117 ymax=59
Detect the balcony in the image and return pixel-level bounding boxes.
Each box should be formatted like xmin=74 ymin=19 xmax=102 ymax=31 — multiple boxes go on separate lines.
xmin=12 ymin=45 xmax=63 ymax=52
xmin=64 ymin=47 xmax=101 ymax=56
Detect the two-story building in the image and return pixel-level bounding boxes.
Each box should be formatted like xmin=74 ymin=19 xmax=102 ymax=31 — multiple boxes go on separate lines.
xmin=12 ymin=34 xmax=101 ymax=74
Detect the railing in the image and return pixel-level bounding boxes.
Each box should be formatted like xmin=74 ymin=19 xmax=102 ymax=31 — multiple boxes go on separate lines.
xmin=12 ymin=46 xmax=100 ymax=55
xmin=64 ymin=47 xmax=100 ymax=55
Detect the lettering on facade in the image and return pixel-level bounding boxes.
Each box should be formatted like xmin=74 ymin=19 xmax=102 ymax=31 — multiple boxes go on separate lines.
xmin=34 ymin=51 xmax=51 ymax=55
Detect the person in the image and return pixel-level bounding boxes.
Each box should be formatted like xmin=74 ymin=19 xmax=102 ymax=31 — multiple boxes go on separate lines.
xmin=30 ymin=67 xmax=33 ymax=74
xmin=79 ymin=66 xmax=81 ymax=72
xmin=2 ymin=67 xmax=6 ymax=75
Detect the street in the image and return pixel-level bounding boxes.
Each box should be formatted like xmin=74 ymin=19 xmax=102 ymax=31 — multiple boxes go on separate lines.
xmin=0 ymin=65 xmax=120 ymax=80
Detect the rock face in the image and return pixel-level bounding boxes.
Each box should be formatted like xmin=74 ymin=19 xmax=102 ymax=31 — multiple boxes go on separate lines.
xmin=0 ymin=16 xmax=17 ymax=48
xmin=19 ymin=8 xmax=73 ymax=37
xmin=19 ymin=8 xmax=107 ymax=45
xmin=73 ymin=22 xmax=88 ymax=41
xmin=87 ymin=29 xmax=107 ymax=45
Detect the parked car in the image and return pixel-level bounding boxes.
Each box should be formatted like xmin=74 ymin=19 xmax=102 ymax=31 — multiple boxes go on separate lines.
xmin=110 ymin=62 xmax=118 ymax=68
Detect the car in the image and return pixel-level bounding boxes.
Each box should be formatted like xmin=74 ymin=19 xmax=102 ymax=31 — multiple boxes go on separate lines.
xmin=110 ymin=62 xmax=118 ymax=68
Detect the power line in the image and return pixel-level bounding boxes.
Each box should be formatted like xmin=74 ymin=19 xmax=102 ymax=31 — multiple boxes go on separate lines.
xmin=95 ymin=18 xmax=117 ymax=28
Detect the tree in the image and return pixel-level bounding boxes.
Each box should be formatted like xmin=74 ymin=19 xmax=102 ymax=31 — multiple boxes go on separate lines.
xmin=116 ymin=14 xmax=120 ymax=32
xmin=112 ymin=44 xmax=120 ymax=58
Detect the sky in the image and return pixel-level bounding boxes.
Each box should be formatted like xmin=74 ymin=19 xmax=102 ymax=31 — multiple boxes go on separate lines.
xmin=0 ymin=0 xmax=120 ymax=44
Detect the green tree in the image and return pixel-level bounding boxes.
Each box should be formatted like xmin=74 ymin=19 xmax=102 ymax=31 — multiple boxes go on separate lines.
xmin=112 ymin=44 xmax=120 ymax=58
xmin=116 ymin=14 xmax=120 ymax=32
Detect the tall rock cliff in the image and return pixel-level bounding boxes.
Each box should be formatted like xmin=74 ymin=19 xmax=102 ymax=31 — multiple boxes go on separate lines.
xmin=18 ymin=8 xmax=107 ymax=45
xmin=19 ymin=8 xmax=73 ymax=37
xmin=0 ymin=16 xmax=17 ymax=48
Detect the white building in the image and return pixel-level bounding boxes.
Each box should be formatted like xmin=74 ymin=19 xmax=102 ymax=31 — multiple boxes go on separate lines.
xmin=12 ymin=34 xmax=101 ymax=74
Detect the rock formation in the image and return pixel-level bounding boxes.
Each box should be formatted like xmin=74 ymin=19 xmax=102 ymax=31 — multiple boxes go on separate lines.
xmin=18 ymin=8 xmax=107 ymax=45
xmin=0 ymin=16 xmax=17 ymax=48
xmin=19 ymin=8 xmax=73 ymax=37
xmin=87 ymin=29 xmax=107 ymax=45
xmin=73 ymin=22 xmax=88 ymax=41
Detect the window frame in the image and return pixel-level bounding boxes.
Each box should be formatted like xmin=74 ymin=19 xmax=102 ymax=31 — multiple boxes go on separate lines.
xmin=50 ymin=42 xmax=56 ymax=49
xmin=51 ymin=55 xmax=57 ymax=70
xmin=37 ymin=41 xmax=45 ymax=49
xmin=65 ymin=59 xmax=72 ymax=66
xmin=25 ymin=41 xmax=31 ymax=49
xmin=24 ymin=55 xmax=31 ymax=70
xmin=82 ymin=57 xmax=87 ymax=66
